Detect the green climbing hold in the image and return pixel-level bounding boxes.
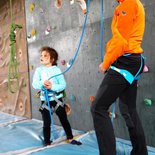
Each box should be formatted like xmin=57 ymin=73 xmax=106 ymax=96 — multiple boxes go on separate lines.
xmin=144 ymin=98 xmax=152 ymax=106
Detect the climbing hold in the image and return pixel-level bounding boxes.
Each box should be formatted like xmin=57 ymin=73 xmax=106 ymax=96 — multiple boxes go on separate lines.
xmin=31 ymin=28 xmax=37 ymax=37
xmin=35 ymin=91 xmax=41 ymax=98
xmin=89 ymin=95 xmax=95 ymax=103
xmin=52 ymin=25 xmax=57 ymax=29
xmin=29 ymin=3 xmax=35 ymax=13
xmin=143 ymin=65 xmax=149 ymax=73
xmin=144 ymin=98 xmax=152 ymax=106
xmin=39 ymin=7 xmax=44 ymax=13
xmin=18 ymin=49 xmax=22 ymax=57
xmin=67 ymin=59 xmax=73 ymax=68
xmin=77 ymin=0 xmax=87 ymax=14
xmin=45 ymin=31 xmax=49 ymax=35
xmin=69 ymin=59 xmax=73 ymax=65
xmin=27 ymin=34 xmax=31 ymax=38
xmin=29 ymin=65 xmax=34 ymax=70
xmin=69 ymin=94 xmax=76 ymax=102
xmin=19 ymin=101 xmax=24 ymax=111
xmin=70 ymin=0 xmax=74 ymax=5
xmin=109 ymin=112 xmax=116 ymax=119
xmin=45 ymin=26 xmax=51 ymax=35
xmin=46 ymin=26 xmax=51 ymax=32
xmin=22 ymin=82 xmax=27 ymax=87
xmin=14 ymin=30 xmax=17 ymax=34
xmin=66 ymin=63 xmax=70 ymax=68
xmin=65 ymin=103 xmax=71 ymax=115
xmin=28 ymin=35 xmax=36 ymax=42
xmin=55 ymin=0 xmax=62 ymax=9
xmin=61 ymin=59 xmax=66 ymax=65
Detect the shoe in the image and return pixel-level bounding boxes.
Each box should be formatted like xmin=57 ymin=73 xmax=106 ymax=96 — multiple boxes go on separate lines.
xmin=44 ymin=140 xmax=52 ymax=147
xmin=70 ymin=140 xmax=82 ymax=145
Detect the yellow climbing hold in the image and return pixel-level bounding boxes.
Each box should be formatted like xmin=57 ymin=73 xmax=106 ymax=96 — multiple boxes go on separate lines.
xmin=29 ymin=3 xmax=35 ymax=13
xmin=31 ymin=28 xmax=37 ymax=37
xmin=35 ymin=91 xmax=41 ymax=98
xmin=29 ymin=65 xmax=34 ymax=70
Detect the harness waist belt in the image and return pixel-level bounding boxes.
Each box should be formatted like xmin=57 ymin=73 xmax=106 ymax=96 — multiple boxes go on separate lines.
xmin=110 ymin=66 xmax=140 ymax=84
xmin=40 ymin=94 xmax=65 ymax=113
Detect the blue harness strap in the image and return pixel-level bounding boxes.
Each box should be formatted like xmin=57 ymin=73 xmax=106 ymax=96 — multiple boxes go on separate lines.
xmin=110 ymin=54 xmax=144 ymax=84
xmin=110 ymin=66 xmax=135 ymax=84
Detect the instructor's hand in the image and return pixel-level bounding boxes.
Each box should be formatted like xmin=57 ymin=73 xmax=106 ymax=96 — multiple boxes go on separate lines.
xmin=99 ymin=63 xmax=107 ymax=74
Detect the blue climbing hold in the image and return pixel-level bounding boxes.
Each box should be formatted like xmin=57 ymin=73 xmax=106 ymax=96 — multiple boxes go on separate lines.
xmin=69 ymin=94 xmax=76 ymax=102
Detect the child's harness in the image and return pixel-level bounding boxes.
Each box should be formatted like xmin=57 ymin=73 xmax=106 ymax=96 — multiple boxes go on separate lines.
xmin=39 ymin=90 xmax=65 ymax=113
xmin=110 ymin=54 xmax=144 ymax=84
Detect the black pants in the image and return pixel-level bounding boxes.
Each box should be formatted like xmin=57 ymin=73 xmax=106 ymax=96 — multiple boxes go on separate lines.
xmin=91 ymin=54 xmax=148 ymax=155
xmin=41 ymin=99 xmax=73 ymax=144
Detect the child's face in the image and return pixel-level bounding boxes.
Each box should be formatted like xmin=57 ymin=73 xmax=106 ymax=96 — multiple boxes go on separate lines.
xmin=40 ymin=51 xmax=52 ymax=66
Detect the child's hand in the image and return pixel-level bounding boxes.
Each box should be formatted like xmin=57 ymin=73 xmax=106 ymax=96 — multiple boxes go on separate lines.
xmin=44 ymin=80 xmax=52 ymax=89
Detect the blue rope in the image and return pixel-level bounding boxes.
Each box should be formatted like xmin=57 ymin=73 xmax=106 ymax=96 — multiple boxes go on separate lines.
xmin=111 ymin=101 xmax=116 ymax=122
xmin=44 ymin=88 xmax=57 ymax=139
xmin=134 ymin=55 xmax=143 ymax=79
xmin=99 ymin=0 xmax=116 ymax=122
xmin=48 ymin=0 xmax=90 ymax=80
xmin=43 ymin=0 xmax=91 ymax=140
xmin=100 ymin=0 xmax=104 ymax=62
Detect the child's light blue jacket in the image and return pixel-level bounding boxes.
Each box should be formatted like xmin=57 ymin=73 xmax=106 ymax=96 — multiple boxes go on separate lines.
xmin=32 ymin=65 xmax=66 ymax=101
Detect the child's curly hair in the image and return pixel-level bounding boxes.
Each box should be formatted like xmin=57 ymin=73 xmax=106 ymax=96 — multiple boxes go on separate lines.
xmin=40 ymin=46 xmax=58 ymax=66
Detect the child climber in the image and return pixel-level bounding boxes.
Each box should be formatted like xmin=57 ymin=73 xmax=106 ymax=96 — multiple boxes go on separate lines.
xmin=32 ymin=46 xmax=82 ymax=146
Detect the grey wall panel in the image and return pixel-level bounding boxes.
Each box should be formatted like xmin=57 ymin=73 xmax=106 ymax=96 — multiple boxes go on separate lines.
xmin=25 ymin=0 xmax=155 ymax=147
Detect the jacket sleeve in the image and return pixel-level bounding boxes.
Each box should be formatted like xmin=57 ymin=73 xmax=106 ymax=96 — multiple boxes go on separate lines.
xmin=32 ymin=68 xmax=44 ymax=90
xmin=51 ymin=68 xmax=66 ymax=93
xmin=102 ymin=1 xmax=138 ymax=70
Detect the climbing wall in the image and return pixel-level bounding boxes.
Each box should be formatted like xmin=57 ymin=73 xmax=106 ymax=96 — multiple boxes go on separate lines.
xmin=0 ymin=0 xmax=31 ymax=118
xmin=25 ymin=0 xmax=155 ymax=147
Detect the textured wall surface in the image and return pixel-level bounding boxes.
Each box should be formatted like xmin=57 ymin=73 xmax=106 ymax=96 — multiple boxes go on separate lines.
xmin=0 ymin=0 xmax=31 ymax=118
xmin=25 ymin=0 xmax=155 ymax=147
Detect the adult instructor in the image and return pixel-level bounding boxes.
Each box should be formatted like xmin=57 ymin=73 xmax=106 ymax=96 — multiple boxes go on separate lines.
xmin=91 ymin=0 xmax=148 ymax=155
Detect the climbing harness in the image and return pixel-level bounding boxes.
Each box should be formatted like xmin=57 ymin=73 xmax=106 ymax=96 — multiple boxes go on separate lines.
xmin=110 ymin=54 xmax=144 ymax=84
xmin=39 ymin=90 xmax=71 ymax=115
xmin=8 ymin=0 xmax=22 ymax=93
xmin=39 ymin=90 xmax=64 ymax=112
